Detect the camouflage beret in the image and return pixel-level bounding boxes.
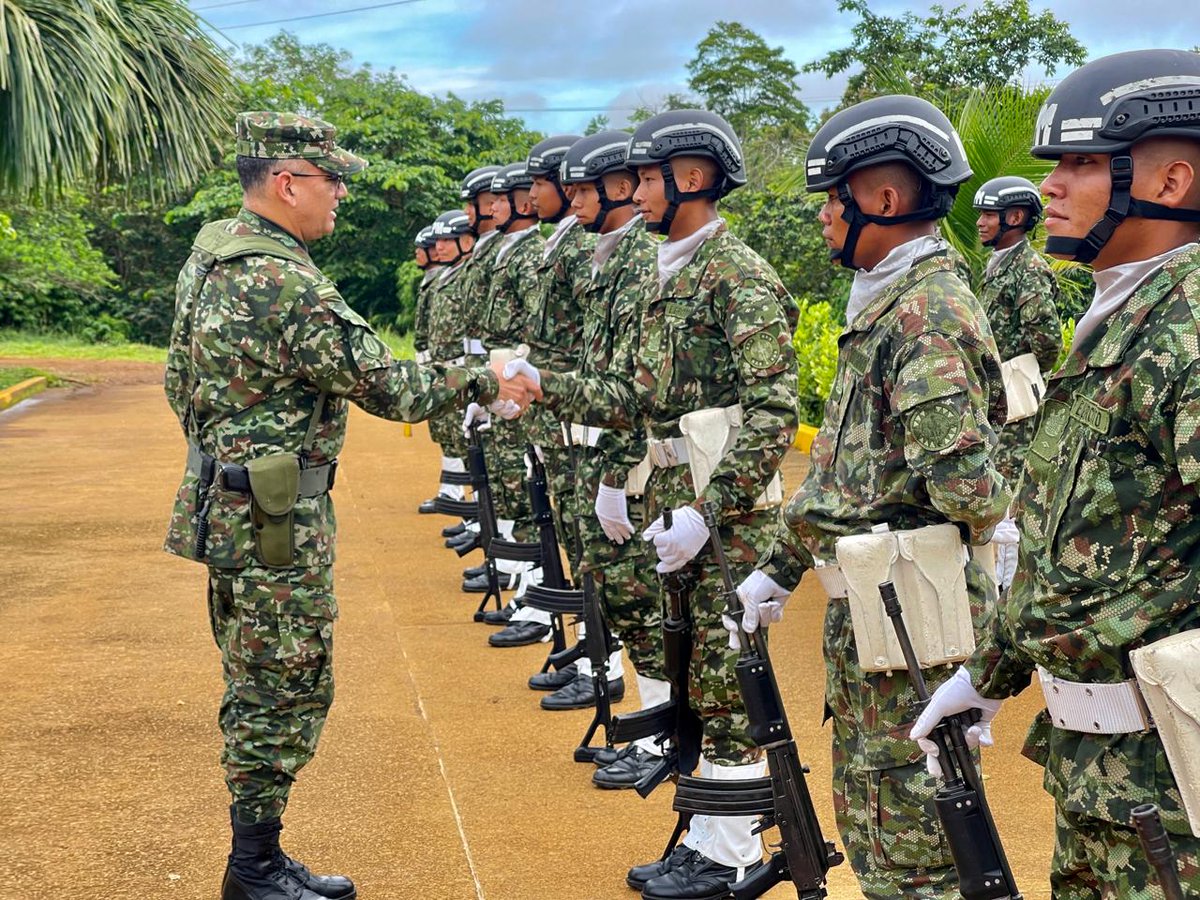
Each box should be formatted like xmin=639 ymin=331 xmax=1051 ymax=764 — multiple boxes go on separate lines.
xmin=235 ymin=111 xmax=367 ymax=177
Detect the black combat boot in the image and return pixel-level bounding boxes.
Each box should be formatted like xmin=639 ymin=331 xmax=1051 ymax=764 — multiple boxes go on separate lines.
xmin=223 ymin=811 xmax=354 ymax=900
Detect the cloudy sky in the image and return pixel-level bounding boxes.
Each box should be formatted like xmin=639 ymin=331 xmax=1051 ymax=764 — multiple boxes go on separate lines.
xmin=191 ymin=0 xmax=1197 ymax=134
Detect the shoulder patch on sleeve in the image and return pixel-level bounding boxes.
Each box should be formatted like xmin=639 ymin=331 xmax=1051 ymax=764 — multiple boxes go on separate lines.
xmin=908 ymin=398 xmax=965 ymax=452
xmin=743 ymin=331 xmax=783 ymax=371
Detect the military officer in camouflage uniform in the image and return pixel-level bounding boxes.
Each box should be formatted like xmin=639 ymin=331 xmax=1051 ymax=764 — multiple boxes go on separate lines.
xmin=479 ymin=161 xmax=554 ymax=647
xmin=973 ymin=176 xmax=1062 ymax=592
xmin=537 ymin=130 xmax=668 ymax=776
xmin=915 ymin=49 xmax=1200 ymax=898
xmin=505 ymin=110 xmax=799 ymax=899
xmin=741 ymin=96 xmax=1010 ymax=899
xmin=163 ymin=113 xmax=531 ymax=900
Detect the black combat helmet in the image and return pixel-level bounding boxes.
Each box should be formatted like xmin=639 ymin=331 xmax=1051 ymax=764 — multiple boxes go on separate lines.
xmin=526 ymin=134 xmax=582 ymax=222
xmin=625 ymin=109 xmax=746 ymax=233
xmin=413 ymin=224 xmax=436 ymax=268
xmin=804 ymin=94 xmax=972 ymax=269
xmin=972 ymin=176 xmax=1043 ymax=246
xmin=560 ymin=130 xmax=635 ymax=233
xmin=1029 ymin=49 xmax=1200 ymax=262
xmin=490 ymin=162 xmax=535 ymax=232
xmin=432 ymin=209 xmax=472 ymax=264
xmin=460 ymin=164 xmax=502 ymax=230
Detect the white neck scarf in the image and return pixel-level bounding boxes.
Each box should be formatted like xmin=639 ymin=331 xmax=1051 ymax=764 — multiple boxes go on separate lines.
xmin=1070 ymin=242 xmax=1196 ymax=354
xmin=592 ymin=214 xmax=641 ymax=277
xmin=984 ymin=239 xmax=1023 ymax=278
xmin=542 ymin=215 xmax=577 ymax=261
xmin=657 ymin=218 xmax=723 ymax=288
xmin=846 ymin=234 xmax=944 ymax=325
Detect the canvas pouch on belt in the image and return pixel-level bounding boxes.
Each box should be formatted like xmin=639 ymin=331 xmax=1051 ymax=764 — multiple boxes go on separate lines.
xmin=1000 ymin=352 xmax=1045 ymax=423
xmin=834 ymin=523 xmax=975 ymax=672
xmin=677 ymin=405 xmax=783 ymax=508
xmin=1131 ymin=629 xmax=1200 ymax=837
xmin=245 ymin=453 xmax=301 ymax=567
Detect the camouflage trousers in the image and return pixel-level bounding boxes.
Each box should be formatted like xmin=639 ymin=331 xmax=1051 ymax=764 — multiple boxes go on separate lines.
xmin=824 ymin=560 xmax=997 ymax=899
xmin=207 ymin=565 xmax=336 ymax=825
xmin=428 ymin=407 xmax=466 ymax=461
xmin=1051 ymin=803 xmax=1200 ymax=899
xmin=482 ymin=416 xmax=534 ymax=541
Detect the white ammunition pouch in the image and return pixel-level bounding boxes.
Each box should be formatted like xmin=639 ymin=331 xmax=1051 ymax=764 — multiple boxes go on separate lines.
xmin=1000 ymin=352 xmax=1045 ymax=423
xmin=569 ymin=423 xmax=604 ymax=448
xmin=463 ymin=337 xmax=486 ymax=356
xmin=650 ymin=405 xmax=782 ymax=509
xmin=834 ymin=523 xmax=975 ymax=673
xmin=1131 ymin=631 xmax=1200 ymax=837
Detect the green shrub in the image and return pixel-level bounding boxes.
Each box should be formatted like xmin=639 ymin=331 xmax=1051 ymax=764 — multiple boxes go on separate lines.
xmin=792 ymin=297 xmax=841 ymax=425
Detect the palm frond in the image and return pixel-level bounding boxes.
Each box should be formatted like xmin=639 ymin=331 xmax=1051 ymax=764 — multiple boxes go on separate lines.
xmin=0 ymin=0 xmax=234 ymax=199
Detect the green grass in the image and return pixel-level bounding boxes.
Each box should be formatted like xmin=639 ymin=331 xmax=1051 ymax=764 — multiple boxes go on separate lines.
xmin=0 ymin=330 xmax=166 ymax=362
xmin=0 ymin=365 xmax=64 ymax=391
xmin=375 ymin=325 xmax=415 ymax=360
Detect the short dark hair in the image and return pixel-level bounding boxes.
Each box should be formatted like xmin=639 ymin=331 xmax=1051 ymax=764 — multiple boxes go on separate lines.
xmin=236 ymin=155 xmax=275 ymax=193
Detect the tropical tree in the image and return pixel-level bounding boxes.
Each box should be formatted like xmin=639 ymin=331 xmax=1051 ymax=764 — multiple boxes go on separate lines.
xmin=807 ymin=0 xmax=1086 ymax=105
xmin=687 ymin=22 xmax=810 ymax=135
xmin=0 ymin=0 xmax=231 ymax=198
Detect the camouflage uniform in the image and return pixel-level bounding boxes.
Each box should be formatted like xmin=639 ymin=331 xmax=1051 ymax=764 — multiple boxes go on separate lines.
xmin=574 ymin=216 xmax=663 ymax=681
xmin=762 ymin=246 xmax=1010 ymax=898
xmin=542 ymin=221 xmax=798 ymax=764
xmin=979 ymin=237 xmax=1062 ymax=485
xmin=524 ymin=217 xmax=593 ymax=565
xmin=412 ymin=265 xmax=442 ymax=358
xmin=480 ymin=225 xmax=545 ymax=540
xmin=425 ymin=259 xmax=471 ymax=459
xmin=965 ymin=244 xmax=1200 ymax=897
xmin=164 ymin=205 xmax=496 ymax=825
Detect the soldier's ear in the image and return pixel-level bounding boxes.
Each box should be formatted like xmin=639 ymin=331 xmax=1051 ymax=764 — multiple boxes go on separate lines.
xmin=1005 ymin=207 xmax=1026 ymax=228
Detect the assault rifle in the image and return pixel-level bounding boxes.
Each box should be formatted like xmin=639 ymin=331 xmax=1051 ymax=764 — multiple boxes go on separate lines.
xmin=609 ymin=506 xmax=703 ymax=799
xmin=1132 ymin=803 xmax=1185 ymax=900
xmin=879 ymin=581 xmax=1021 ymax=900
xmin=692 ymin=501 xmax=843 ymax=899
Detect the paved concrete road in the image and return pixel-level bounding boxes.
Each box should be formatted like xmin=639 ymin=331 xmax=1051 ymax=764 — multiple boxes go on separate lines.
xmin=0 ymin=369 xmax=1055 ymax=899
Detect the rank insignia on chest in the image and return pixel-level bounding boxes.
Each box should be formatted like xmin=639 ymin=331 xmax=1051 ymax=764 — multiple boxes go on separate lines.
xmin=1030 ymin=399 xmax=1070 ymax=462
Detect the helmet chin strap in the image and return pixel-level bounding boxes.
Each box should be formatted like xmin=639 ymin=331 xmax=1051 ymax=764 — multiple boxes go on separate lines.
xmin=471 ymin=196 xmax=493 ymax=234
xmin=544 ymin=176 xmax=571 ymax=224
xmin=494 ymin=193 xmax=523 ymax=233
xmin=583 ymin=179 xmax=633 ymax=234
xmin=646 ymin=161 xmax=723 ymax=235
xmin=982 ymin=213 xmax=1029 ymax=248
xmin=1046 ymin=155 xmax=1200 ymax=263
xmin=834 ymin=182 xmax=955 ymax=270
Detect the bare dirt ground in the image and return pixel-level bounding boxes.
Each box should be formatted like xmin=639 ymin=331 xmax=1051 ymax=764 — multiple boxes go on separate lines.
xmin=0 ymin=365 xmax=1055 ymax=899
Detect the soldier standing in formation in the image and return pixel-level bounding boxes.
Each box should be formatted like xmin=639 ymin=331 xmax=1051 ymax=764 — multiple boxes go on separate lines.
xmin=163 ymin=112 xmax=534 ymax=900
xmin=739 ymin=95 xmax=1010 ymax=899
xmin=973 ymin=176 xmax=1062 ymax=592
xmin=410 ymin=223 xmax=439 ymax=365
xmin=506 ymin=109 xmax=799 ymax=899
xmin=544 ymin=130 xmax=666 ymax=771
xmin=915 ymin=47 xmax=1200 ymax=897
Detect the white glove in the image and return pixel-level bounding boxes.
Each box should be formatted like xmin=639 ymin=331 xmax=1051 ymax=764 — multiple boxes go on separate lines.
xmin=909 ymin=666 xmax=1004 ymax=777
xmin=721 ymin=614 xmax=742 ymax=651
xmin=489 ymin=398 xmax=521 ymax=420
xmin=462 ymin=402 xmax=491 ymax=436
xmin=502 ymin=358 xmax=541 ymax=388
xmin=595 ymin=483 xmax=634 ymax=544
xmin=737 ymin=570 xmax=792 ymax=632
xmin=642 ymin=505 xmax=709 ymax=573
xmin=992 ymin=515 xmax=1020 ymax=593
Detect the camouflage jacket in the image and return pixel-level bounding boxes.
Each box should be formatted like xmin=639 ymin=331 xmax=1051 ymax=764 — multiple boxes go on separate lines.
xmin=455 ymin=229 xmax=504 ymax=360
xmin=427 ymin=259 xmax=470 ymax=363
xmin=542 ymin=221 xmax=799 ymax=525
xmin=481 ymin=226 xmax=544 ymax=349
xmin=163 ymin=209 xmax=494 ymax=570
xmin=966 ymin=244 xmax=1200 ymax=836
xmin=979 ymin=238 xmax=1061 ymax=370
xmin=412 ymin=266 xmax=443 ymax=353
xmin=764 ymin=250 xmax=1011 ymax=589
xmin=525 ymin=217 xmax=594 ymax=371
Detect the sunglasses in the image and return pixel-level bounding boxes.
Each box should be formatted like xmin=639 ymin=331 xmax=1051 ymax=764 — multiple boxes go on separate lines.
xmin=272 ymin=170 xmax=345 ymax=187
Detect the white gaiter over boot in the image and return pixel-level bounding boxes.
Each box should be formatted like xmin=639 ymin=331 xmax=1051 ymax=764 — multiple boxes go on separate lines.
xmin=684 ymin=758 xmax=767 ymax=874
xmin=634 ymin=675 xmax=671 ymax=757
xmin=439 ymin=455 xmax=466 ymax=500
